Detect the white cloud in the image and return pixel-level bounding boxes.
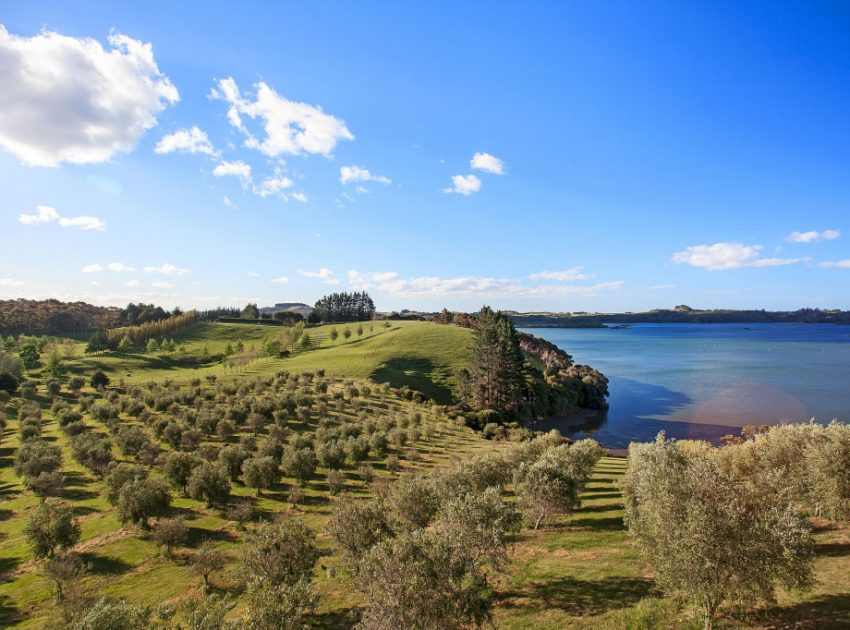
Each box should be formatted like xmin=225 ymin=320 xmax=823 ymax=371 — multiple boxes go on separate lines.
xmin=126 ymin=279 xmax=139 ymax=287
xmin=291 ymin=192 xmax=308 ymax=203
xmin=528 ymin=268 xmax=590 ymax=282
xmin=223 ymin=195 xmax=236 ymax=208
xmin=443 ymin=174 xmax=481 ymax=196
xmin=18 ymin=205 xmax=105 ymax=231
xmin=213 ymin=160 xmax=252 ymax=184
xmin=155 ymin=126 xmax=218 ymax=157
xmin=151 ymin=281 xmax=172 ymax=288
xmin=340 ymin=165 xmax=391 ymax=185
xmin=270 ymin=276 xmax=290 ymax=284
xmin=18 ymin=205 xmax=59 ymax=224
xmin=347 ymin=269 xmax=622 ymax=298
xmin=108 ymin=262 xmax=135 ymax=272
xmin=247 ymin=271 xmax=260 ymax=278
xmin=0 ymin=26 xmax=178 ymax=167
xmin=785 ymin=229 xmax=840 ymax=243
xmin=0 ymin=278 xmax=24 ymax=287
xmin=255 ymin=174 xmax=293 ymax=198
xmin=210 ymin=77 xmax=353 ymax=157
xmin=650 ymin=283 xmax=676 ymax=290
xmin=671 ymin=242 xmax=802 ymax=270
xmin=57 ymin=215 xmax=106 ymax=231
xmin=470 ymin=152 xmax=504 ymax=175
xmin=298 ymin=268 xmax=339 ymax=285
xmin=144 ymin=263 xmax=191 ymax=276
xmin=81 ymin=263 xmax=103 ymax=273
xmin=819 ymin=260 xmax=850 ymax=269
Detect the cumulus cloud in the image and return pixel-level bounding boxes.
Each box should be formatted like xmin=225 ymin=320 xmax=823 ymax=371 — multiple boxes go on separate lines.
xmin=470 ymin=152 xmax=505 ymax=175
xmin=144 ymin=263 xmax=190 ymax=276
xmin=108 ymin=262 xmax=135 ymax=272
xmin=340 ymin=165 xmax=391 ymax=185
xmin=254 ymin=174 xmax=293 ymax=198
xmin=528 ymin=268 xmax=590 ymax=282
xmin=213 ymin=160 xmax=252 ymax=184
xmin=785 ymin=229 xmax=840 ymax=243
xmin=18 ymin=205 xmax=105 ymax=231
xmin=671 ymin=242 xmax=802 ymax=270
xmin=0 ymin=25 xmax=178 ymax=167
xmin=0 ymin=278 xmax=24 ymax=287
xmin=347 ymin=270 xmax=622 ymax=298
xmin=819 ymin=260 xmax=850 ymax=269
xmin=270 ymin=276 xmax=290 ymax=284
xmin=443 ymin=174 xmax=481 ymax=196
xmin=81 ymin=263 xmax=103 ymax=273
xmin=155 ymin=126 xmax=218 ymax=157
xmin=298 ymin=268 xmax=339 ymax=285
xmin=210 ymin=77 xmax=353 ymax=157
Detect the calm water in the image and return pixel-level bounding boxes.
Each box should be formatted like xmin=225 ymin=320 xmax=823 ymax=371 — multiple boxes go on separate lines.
xmin=523 ymin=323 xmax=850 ymax=448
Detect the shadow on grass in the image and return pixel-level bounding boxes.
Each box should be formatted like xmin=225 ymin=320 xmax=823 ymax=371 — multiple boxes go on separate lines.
xmin=0 ymin=508 xmax=14 ymax=522
xmin=370 ymin=357 xmax=452 ymax=405
xmin=0 ymin=555 xmax=21 ymax=576
xmin=81 ymin=552 xmax=132 ymax=575
xmin=0 ymin=594 xmax=19 ymax=626
xmin=312 ymin=608 xmax=357 ymax=630
xmin=580 ymin=491 xmax=622 ymax=500
xmin=575 ymin=503 xmax=624 ymax=514
xmin=746 ymin=593 xmax=850 ymax=629
xmin=185 ymin=527 xmax=235 ymax=548
xmin=61 ymin=472 xmax=99 ymax=501
xmin=569 ymin=515 xmax=625 ymax=531
xmin=815 ymin=542 xmax=850 ymax=558
xmin=500 ymin=575 xmax=657 ymax=616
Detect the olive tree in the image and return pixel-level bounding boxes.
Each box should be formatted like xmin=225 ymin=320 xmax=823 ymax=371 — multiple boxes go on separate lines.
xmin=25 ymin=499 xmax=81 ymax=558
xmin=241 ymin=518 xmax=319 ymax=585
xmin=621 ymin=434 xmax=814 ymax=630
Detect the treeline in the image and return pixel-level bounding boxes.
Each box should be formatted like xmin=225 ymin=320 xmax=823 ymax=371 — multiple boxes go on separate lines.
xmin=198 ymin=307 xmax=241 ymax=321
xmin=0 ymin=299 xmax=123 ymax=335
xmin=510 ymin=307 xmax=850 ymax=327
xmin=87 ymin=311 xmax=199 ymax=352
xmin=309 ymin=291 xmax=375 ymax=323
xmin=456 ymin=306 xmax=609 ymax=426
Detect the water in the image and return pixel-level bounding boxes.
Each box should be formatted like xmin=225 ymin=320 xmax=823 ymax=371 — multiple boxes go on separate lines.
xmin=522 ymin=323 xmax=850 ymax=449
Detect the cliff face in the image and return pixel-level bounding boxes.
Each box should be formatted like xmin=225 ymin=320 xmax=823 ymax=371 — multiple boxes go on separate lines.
xmin=517 ymin=332 xmax=609 ymax=413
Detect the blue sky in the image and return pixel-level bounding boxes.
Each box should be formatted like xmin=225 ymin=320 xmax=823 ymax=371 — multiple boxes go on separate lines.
xmin=1 ymin=1 xmax=849 ymax=312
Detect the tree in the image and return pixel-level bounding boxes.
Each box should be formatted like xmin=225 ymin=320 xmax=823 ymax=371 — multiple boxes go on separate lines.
xmin=242 ymin=456 xmax=280 ymax=496
xmin=330 ymin=328 xmax=339 ymax=344
xmin=44 ymin=351 xmax=66 ymax=379
xmin=71 ymin=432 xmax=114 ymax=476
xmin=242 ymin=579 xmax=316 ymax=630
xmin=514 ymin=444 xmax=583 ymax=529
xmin=24 ymin=499 xmax=81 ymax=558
xmin=117 ymin=334 xmax=133 ymax=353
xmin=282 ymin=446 xmax=317 ymax=485
xmin=241 ymin=518 xmax=319 ymax=586
xmin=329 ymin=496 xmax=392 ymax=565
xmin=191 ymin=541 xmax=227 ymax=589
xmin=68 ymin=596 xmax=151 ymax=629
xmin=465 ymin=306 xmax=526 ymax=417
xmin=621 ymin=434 xmax=814 ymax=630
xmin=90 ymin=370 xmax=110 ymax=388
xmin=150 ymin=517 xmax=188 ymax=557
xmin=45 ymin=552 xmax=88 ymax=603
xmin=85 ymin=329 xmax=110 ymax=354
xmin=164 ymin=451 xmax=202 ymax=494
xmin=342 ymin=326 xmax=352 ymax=341
xmin=187 ymin=463 xmax=231 ymax=507
xmin=0 ymin=370 xmax=18 ymax=394
xmin=67 ymin=375 xmax=85 ymax=395
xmin=217 ymin=445 xmax=248 ymax=481
xmin=28 ymin=471 xmax=65 ymax=500
xmin=180 ymin=593 xmax=234 ymax=630
xmin=356 ymin=323 xmax=364 ymax=338
xmin=145 ymin=338 xmax=159 ymax=353
xmin=115 ymin=476 xmax=171 ymax=528
xmin=242 ymin=303 xmax=260 ymax=319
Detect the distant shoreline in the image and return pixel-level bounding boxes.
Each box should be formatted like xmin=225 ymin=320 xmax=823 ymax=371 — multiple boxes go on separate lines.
xmin=510 ymin=308 xmax=850 ymax=328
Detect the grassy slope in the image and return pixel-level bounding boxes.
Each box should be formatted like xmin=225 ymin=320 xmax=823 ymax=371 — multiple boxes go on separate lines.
xmin=58 ymin=321 xmax=472 ymax=403
xmin=2 ymin=322 xmax=849 ymax=628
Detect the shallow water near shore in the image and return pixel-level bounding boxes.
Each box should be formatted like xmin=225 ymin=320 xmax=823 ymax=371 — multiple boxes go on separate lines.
xmin=523 ymin=323 xmax=850 ymax=448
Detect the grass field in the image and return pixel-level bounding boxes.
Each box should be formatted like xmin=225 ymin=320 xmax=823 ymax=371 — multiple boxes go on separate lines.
xmin=1 ymin=321 xmax=849 ymax=628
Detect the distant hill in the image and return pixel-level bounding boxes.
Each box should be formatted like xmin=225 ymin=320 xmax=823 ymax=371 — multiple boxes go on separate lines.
xmin=259 ymin=302 xmax=313 ymax=318
xmin=509 ymin=307 xmax=850 ymax=327
xmin=0 ymin=298 xmax=122 ymax=335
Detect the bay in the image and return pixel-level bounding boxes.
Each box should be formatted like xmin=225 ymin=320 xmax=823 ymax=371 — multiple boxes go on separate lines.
xmin=523 ymin=323 xmax=850 ymax=448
